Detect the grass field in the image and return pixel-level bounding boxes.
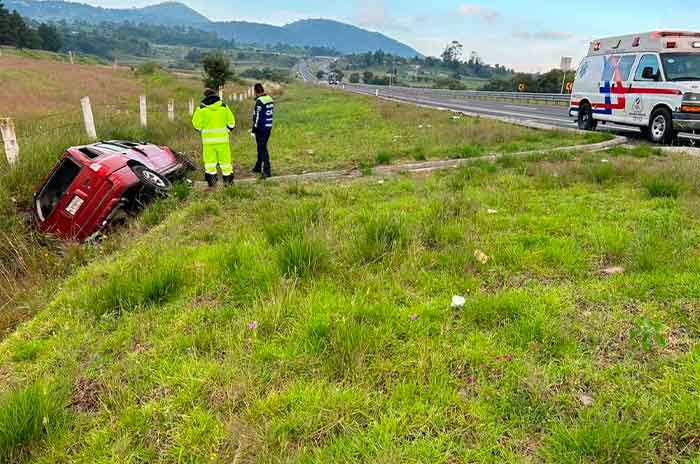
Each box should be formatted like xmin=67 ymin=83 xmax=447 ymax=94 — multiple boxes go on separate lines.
xmin=2 ymin=146 xmax=700 ymax=462
xmin=0 ymin=58 xmax=607 ymax=343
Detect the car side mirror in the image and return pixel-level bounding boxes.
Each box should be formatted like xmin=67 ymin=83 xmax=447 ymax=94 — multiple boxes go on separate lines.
xmin=642 ymin=67 xmax=657 ymax=80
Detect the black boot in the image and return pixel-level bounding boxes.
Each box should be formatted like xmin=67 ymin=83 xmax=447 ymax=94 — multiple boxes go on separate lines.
xmin=205 ymin=173 xmax=218 ymax=187
xmin=223 ymin=174 xmax=234 ymax=186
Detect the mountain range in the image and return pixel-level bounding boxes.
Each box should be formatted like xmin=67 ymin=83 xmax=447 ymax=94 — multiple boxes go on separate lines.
xmin=4 ymin=0 xmax=422 ymax=57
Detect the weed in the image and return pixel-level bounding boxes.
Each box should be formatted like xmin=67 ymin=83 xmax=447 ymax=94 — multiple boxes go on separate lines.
xmin=0 ymin=384 xmax=62 ymax=462
xmin=140 ymin=198 xmax=175 ymax=227
xmin=277 ymin=237 xmax=329 ymax=278
xmin=542 ymin=413 xmax=648 ymax=464
xmin=375 ymin=151 xmax=394 ymax=165
xmin=356 ymin=213 xmax=409 ymax=261
xmin=630 ymin=317 xmax=667 ymax=352
xmin=89 ymin=261 xmax=184 ymax=317
xmin=171 ymin=181 xmax=192 ymax=202
xmin=643 ymin=176 xmax=681 ymax=199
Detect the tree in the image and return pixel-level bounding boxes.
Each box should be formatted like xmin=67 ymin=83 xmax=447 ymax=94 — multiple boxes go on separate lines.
xmin=362 ymin=71 xmax=374 ymax=83
xmin=441 ymin=41 xmax=463 ymax=67
xmin=15 ymin=14 xmax=41 ymax=49
xmin=201 ymin=53 xmax=234 ymax=90
xmin=349 ymin=73 xmax=360 ymax=84
xmin=316 ymin=70 xmax=326 ymax=80
xmin=0 ymin=2 xmax=14 ymax=46
xmin=37 ymin=23 xmax=62 ymax=52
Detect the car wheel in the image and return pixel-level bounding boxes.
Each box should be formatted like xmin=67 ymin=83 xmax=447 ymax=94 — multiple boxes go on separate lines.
xmin=131 ymin=165 xmax=171 ymax=194
xmin=578 ymin=103 xmax=597 ymax=131
xmin=647 ymin=108 xmax=676 ymax=144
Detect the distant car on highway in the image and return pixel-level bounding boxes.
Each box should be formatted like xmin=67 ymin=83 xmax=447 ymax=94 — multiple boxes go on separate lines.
xmin=33 ymin=141 xmax=193 ymax=241
xmin=570 ymin=31 xmax=700 ymax=143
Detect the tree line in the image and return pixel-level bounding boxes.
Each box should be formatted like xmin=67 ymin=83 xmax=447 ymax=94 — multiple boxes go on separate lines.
xmin=0 ymin=2 xmax=62 ymax=51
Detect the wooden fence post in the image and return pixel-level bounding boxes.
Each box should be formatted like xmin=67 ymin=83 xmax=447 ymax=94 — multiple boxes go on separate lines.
xmin=80 ymin=96 xmax=97 ymax=140
xmin=0 ymin=118 xmax=19 ymax=166
xmin=168 ymin=99 xmax=175 ymax=121
xmin=188 ymin=98 xmax=195 ymax=115
xmin=218 ymin=86 xmax=224 ymax=100
xmin=139 ymin=95 xmax=148 ymax=128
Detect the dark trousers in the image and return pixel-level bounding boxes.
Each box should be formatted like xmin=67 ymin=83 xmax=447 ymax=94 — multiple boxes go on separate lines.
xmin=254 ymin=129 xmax=272 ymax=176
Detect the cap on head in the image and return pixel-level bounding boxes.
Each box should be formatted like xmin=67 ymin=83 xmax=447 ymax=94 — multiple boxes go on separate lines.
xmin=204 ymin=88 xmax=217 ymax=98
xmin=254 ymin=83 xmax=265 ymax=95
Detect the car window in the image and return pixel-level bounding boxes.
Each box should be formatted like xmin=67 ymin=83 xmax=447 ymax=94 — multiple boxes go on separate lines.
xmin=603 ymin=55 xmax=637 ymax=81
xmin=635 ymin=54 xmax=662 ymax=81
xmin=37 ymin=158 xmax=82 ymax=221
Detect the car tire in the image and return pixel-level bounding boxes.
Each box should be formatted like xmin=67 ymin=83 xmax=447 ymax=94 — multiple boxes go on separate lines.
xmin=578 ymin=103 xmax=597 ymax=131
xmin=131 ymin=165 xmax=171 ymax=195
xmin=647 ymin=107 xmax=676 ymax=144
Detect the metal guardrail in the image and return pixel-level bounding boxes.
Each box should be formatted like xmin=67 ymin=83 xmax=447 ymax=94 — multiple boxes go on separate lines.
xmin=344 ymin=83 xmax=572 ymax=104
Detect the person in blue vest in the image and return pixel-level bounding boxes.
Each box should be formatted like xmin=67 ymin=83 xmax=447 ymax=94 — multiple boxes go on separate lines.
xmin=251 ymin=83 xmax=274 ymax=178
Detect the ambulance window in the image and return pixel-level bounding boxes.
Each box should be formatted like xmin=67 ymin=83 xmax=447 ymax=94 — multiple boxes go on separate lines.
xmin=635 ymin=55 xmax=662 ymax=81
xmin=577 ymin=59 xmax=591 ymax=79
xmin=603 ymin=55 xmax=636 ymax=81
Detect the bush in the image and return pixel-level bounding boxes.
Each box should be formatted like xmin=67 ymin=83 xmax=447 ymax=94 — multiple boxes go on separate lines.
xmin=643 ymin=176 xmax=681 ymax=199
xmin=277 ymin=237 xmax=329 ymax=278
xmin=135 ymin=62 xmax=161 ymax=76
xmin=0 ymin=384 xmax=61 ymax=461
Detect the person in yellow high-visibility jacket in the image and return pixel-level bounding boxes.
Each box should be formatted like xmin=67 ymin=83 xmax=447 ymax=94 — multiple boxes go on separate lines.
xmin=192 ymin=88 xmax=236 ymax=186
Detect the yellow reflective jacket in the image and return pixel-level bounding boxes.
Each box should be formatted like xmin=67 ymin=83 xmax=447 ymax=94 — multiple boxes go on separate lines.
xmin=192 ymin=95 xmax=236 ymax=145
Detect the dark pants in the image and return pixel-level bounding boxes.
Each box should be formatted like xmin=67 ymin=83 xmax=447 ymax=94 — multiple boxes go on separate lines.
xmin=254 ymin=129 xmax=272 ymax=177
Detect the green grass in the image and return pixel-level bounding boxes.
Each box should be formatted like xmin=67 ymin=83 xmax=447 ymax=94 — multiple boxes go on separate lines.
xmin=5 ymin=148 xmax=700 ymax=462
xmin=0 ymin=383 xmax=62 ymax=462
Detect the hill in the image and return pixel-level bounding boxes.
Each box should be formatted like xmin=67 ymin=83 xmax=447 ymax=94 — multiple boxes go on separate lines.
xmin=4 ymin=0 xmax=422 ymax=57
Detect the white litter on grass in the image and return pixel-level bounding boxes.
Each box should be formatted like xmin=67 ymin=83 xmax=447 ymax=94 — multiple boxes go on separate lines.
xmin=474 ymin=249 xmax=490 ymax=265
xmin=578 ymin=394 xmax=594 ymax=406
xmin=601 ymin=159 xmax=609 ymax=163
xmin=487 ymin=209 xmax=498 ymax=215
xmin=378 ymin=179 xmax=385 ymax=185
xmin=451 ymin=295 xmax=466 ymax=308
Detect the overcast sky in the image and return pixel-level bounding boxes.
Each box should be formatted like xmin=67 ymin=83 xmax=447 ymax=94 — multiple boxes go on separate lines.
xmin=85 ymin=0 xmax=700 ymax=72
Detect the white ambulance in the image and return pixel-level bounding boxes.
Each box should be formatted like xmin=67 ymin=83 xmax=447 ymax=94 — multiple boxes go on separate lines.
xmin=570 ymin=31 xmax=700 ymax=143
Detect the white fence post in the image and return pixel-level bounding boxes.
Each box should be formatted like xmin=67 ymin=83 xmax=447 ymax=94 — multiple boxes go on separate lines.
xmin=168 ymin=99 xmax=175 ymax=121
xmin=375 ymin=89 xmax=379 ymax=97
xmin=68 ymin=51 xmax=74 ymax=64
xmin=188 ymin=98 xmax=195 ymax=115
xmin=0 ymin=118 xmax=19 ymax=166
xmin=80 ymin=96 xmax=97 ymax=140
xmin=139 ymin=95 xmax=148 ymax=128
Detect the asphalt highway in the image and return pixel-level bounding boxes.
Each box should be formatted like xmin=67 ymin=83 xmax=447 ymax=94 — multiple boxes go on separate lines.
xmin=342 ymin=83 xmax=643 ymax=136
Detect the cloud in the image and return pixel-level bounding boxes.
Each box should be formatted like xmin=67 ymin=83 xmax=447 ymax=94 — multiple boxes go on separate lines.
xmin=457 ymin=4 xmax=499 ymax=23
xmin=512 ymin=31 xmax=574 ymax=41
xmin=354 ymin=0 xmax=387 ymax=29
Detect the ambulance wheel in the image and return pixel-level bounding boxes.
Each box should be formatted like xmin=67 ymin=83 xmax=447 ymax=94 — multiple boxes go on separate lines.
xmin=132 ymin=165 xmax=171 ymax=195
xmin=578 ymin=103 xmax=597 ymax=131
xmin=647 ymin=108 xmax=676 ymax=144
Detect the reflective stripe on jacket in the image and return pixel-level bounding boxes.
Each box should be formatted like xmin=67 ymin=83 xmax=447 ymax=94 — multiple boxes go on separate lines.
xmin=192 ymin=95 xmax=236 ymax=145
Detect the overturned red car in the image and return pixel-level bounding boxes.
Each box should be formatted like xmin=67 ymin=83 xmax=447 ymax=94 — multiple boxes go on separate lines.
xmin=33 ymin=141 xmax=193 ymax=241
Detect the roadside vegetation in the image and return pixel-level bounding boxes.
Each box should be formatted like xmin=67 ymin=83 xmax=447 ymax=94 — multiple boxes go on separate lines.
xmin=2 ymin=146 xmax=700 ymax=462
xmin=0 ymin=56 xmax=607 ymax=342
